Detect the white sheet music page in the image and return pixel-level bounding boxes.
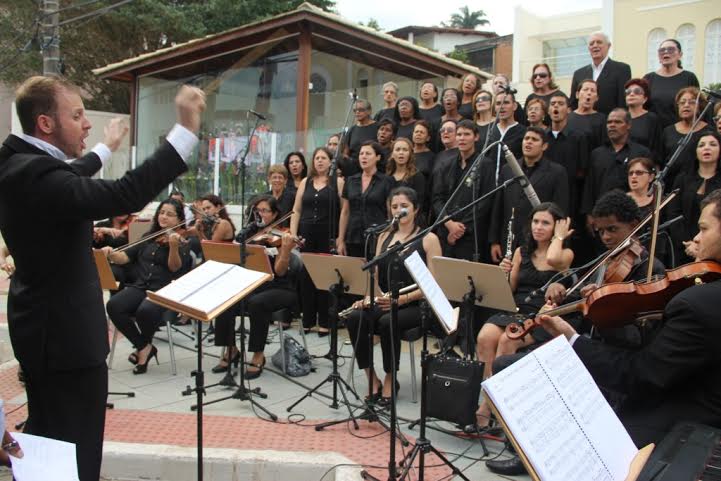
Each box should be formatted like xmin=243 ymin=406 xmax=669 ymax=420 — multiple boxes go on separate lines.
xmin=403 ymin=250 xmax=457 ymax=333
xmin=154 ymin=260 xmax=268 ymax=314
xmin=482 ymin=336 xmax=638 ymax=481
xmin=9 ymin=432 xmax=79 ymax=481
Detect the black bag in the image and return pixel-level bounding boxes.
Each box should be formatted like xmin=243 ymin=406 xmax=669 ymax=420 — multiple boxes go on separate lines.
xmin=426 ymin=354 xmax=483 ymax=426
xmin=271 ymin=336 xmax=312 ymax=377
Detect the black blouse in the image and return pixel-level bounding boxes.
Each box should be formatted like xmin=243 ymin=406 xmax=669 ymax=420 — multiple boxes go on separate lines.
xmin=458 ymin=103 xmax=474 ymax=120
xmin=299 ymin=179 xmax=339 ymax=226
xmin=124 ymin=239 xmax=190 ymax=291
xmin=643 ymin=70 xmax=700 ymax=129
xmin=668 ymin=169 xmax=721 ymax=251
xmin=342 ymin=171 xmax=395 ymax=245
xmin=419 ymin=104 xmax=444 ymax=125
xmin=567 ymin=111 xmax=607 ymax=152
xmin=660 ymin=125 xmax=714 ymax=183
xmin=630 ymin=111 xmax=663 ymax=161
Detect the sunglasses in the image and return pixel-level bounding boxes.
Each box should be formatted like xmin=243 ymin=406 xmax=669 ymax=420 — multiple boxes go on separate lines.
xmin=475 ymin=95 xmax=492 ymax=103
xmin=628 ymin=170 xmax=650 ymax=177
xmin=532 ymin=72 xmax=549 ymax=79
xmin=625 ymin=87 xmax=645 ymax=96
xmin=658 ymin=46 xmax=678 ymax=55
xmin=440 ymin=127 xmax=456 ymax=134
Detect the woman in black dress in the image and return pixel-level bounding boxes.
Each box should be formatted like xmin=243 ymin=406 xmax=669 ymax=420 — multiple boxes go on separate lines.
xmin=524 ymin=63 xmax=560 ymax=126
xmin=342 ymin=99 xmax=379 ymax=177
xmin=411 ymin=120 xmax=434 ymax=179
xmin=283 ymin=151 xmax=307 ymax=190
xmin=568 ymin=79 xmax=607 ymax=152
xmin=266 ymin=164 xmax=295 ymax=219
xmin=459 ymin=72 xmax=481 ymax=120
xmin=440 ymin=88 xmax=463 ymax=123
xmin=345 ymin=186 xmax=442 ymax=402
xmin=625 ymin=78 xmax=662 ymax=159
xmin=472 ymin=89 xmax=494 ymax=152
xmin=526 ymin=98 xmax=548 ymax=130
xmin=337 ymin=141 xmax=394 ymax=258
xmin=393 ymin=96 xmax=421 ymax=140
xmin=418 ymin=81 xmax=443 ymax=124
xmin=474 ymin=202 xmax=574 ymax=426
xmin=194 ymin=194 xmax=235 ymax=242
xmin=387 ymin=137 xmax=426 ymax=215
xmin=105 ymin=199 xmax=192 ymax=374
xmin=643 ymin=38 xmax=700 ymax=129
xmin=290 ymin=147 xmax=344 ymax=335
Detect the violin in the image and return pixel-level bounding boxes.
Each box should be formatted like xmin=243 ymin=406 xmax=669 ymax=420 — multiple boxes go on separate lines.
xmin=506 ymin=260 xmax=721 ymax=340
xmin=602 ymin=238 xmax=645 ymax=284
xmin=246 ymin=211 xmax=304 ymax=248
xmin=154 ymin=226 xmax=188 ymax=246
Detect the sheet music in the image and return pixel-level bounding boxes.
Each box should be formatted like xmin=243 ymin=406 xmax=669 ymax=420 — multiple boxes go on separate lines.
xmin=10 ymin=432 xmax=79 ymax=481
xmin=153 ymin=260 xmax=268 ymax=314
xmin=482 ymin=336 xmax=638 ymax=481
xmin=403 ymin=250 xmax=458 ymax=333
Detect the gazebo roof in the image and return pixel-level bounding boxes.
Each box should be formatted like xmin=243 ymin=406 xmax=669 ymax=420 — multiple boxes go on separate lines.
xmin=93 ymin=2 xmax=492 ymax=82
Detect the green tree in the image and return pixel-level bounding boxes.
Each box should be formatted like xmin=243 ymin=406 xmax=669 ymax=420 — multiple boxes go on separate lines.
xmin=444 ymin=6 xmax=490 ymax=30
xmin=360 ymin=18 xmax=381 ymax=31
xmin=0 ymin=0 xmax=335 ymax=113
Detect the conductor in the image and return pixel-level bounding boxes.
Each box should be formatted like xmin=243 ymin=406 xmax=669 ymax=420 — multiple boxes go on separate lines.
xmin=0 ymin=76 xmax=205 ymax=481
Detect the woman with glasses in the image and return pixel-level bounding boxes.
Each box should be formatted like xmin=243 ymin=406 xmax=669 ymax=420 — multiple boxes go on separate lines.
xmin=668 ymin=132 xmax=721 ymax=264
xmin=624 ymin=78 xmax=662 ymax=158
xmin=660 ymin=87 xmax=711 ymax=183
xmin=525 ymin=98 xmax=548 ymax=131
xmin=342 ymin=99 xmax=379 ymax=178
xmin=524 ymin=63 xmax=560 ymax=126
xmin=643 ymin=39 xmax=700 ymax=129
xmin=459 ymin=73 xmax=481 ymax=120
xmin=104 ymin=199 xmax=191 ymax=374
xmin=472 ymin=90 xmax=494 ymax=152
xmin=625 ymin=157 xmax=657 ymax=215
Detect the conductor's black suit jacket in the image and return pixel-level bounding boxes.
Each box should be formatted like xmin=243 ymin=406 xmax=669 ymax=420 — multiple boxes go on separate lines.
xmin=0 ymin=134 xmax=187 ymax=373
xmin=570 ymin=58 xmax=632 ymax=114
xmin=573 ymin=279 xmax=721 ymax=446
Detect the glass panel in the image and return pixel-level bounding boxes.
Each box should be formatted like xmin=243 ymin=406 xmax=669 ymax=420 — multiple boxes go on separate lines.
xmin=704 ymin=19 xmax=721 ymax=84
xmin=647 ymin=28 xmax=667 ymax=72
xmin=676 ymin=24 xmax=696 ymax=71
xmin=540 ymin=36 xmax=589 ymax=78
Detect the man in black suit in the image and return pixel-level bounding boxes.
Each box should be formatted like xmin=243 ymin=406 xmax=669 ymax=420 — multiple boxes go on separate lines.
xmin=0 ymin=76 xmax=205 ymax=481
xmin=570 ymin=32 xmax=632 ymax=114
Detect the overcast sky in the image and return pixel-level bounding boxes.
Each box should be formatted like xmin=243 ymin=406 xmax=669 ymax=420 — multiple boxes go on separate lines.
xmin=333 ymin=0 xmax=602 ymax=35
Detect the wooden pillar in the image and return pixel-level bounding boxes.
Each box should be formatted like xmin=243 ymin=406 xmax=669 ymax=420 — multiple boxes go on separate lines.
xmin=295 ymin=25 xmax=312 ymax=151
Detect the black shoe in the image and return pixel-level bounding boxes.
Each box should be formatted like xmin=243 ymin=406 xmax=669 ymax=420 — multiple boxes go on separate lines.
xmin=211 ymin=349 xmax=239 ymax=373
xmin=244 ymin=357 xmax=266 ymax=380
xmin=485 ymin=455 xmax=527 ymax=476
xmin=133 ymin=345 xmax=158 ymax=375
xmin=317 ymin=329 xmax=329 ymax=338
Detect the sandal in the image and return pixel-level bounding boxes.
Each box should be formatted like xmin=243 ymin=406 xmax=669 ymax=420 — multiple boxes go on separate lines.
xmin=245 ymin=357 xmax=266 ymax=380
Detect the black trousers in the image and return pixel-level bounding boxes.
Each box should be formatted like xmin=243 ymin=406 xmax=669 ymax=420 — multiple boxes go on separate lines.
xmin=346 ymin=304 xmax=421 ymax=373
xmin=23 ymin=362 xmax=108 ymax=481
xmin=106 ymin=286 xmax=166 ymax=350
xmin=214 ymin=287 xmax=297 ymax=352
xmin=299 ymin=222 xmax=331 ymax=329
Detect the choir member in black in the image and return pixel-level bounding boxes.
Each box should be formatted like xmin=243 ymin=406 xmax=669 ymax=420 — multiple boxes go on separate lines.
xmin=418 ymin=81 xmax=443 ymax=124
xmin=525 ymin=63 xmax=561 ymax=126
xmin=660 ymin=87 xmax=711 ymax=183
xmin=491 ymin=74 xmax=527 ymax=125
xmin=373 ymin=81 xmax=398 ymax=123
xmin=489 ymin=127 xmax=570 ymax=262
xmin=546 ymin=92 xmax=589 ymax=218
xmin=326 ymin=133 xmax=341 ymax=157
xmin=104 ymin=199 xmax=191 ymax=375
xmin=283 ymin=151 xmax=307 ymax=190
xmin=411 ymin=120 xmax=434 ymax=180
xmin=195 ymin=194 xmax=235 ymax=242
xmin=345 ymin=186 xmax=442 ymax=402
xmin=625 ymin=78 xmax=662 ymax=159
xmin=375 ymin=118 xmax=396 ymax=170
xmin=431 ymin=120 xmax=460 ymax=217
xmin=342 ymin=99 xmax=379 ymax=178
xmin=266 ymin=164 xmax=295 ymax=219
xmin=393 ymin=96 xmax=420 ymax=140
xmin=386 ymin=137 xmax=426 ymax=215
xmin=475 ymin=203 xmax=574 ymax=427
xmin=626 ymin=157 xmax=657 ymax=217
xmin=570 ymin=32 xmax=631 ymax=114
xmin=581 ymin=109 xmax=652 ymax=222
xmin=485 ymin=91 xmax=527 ymax=187
xmin=458 ymin=72 xmax=481 ymax=120
xmin=290 ymin=147 xmax=345 ymax=336
xmin=337 ymin=141 xmax=394 ymax=258
xmin=643 ymin=38 xmax=700 ymax=129
xmin=568 ymin=79 xmax=607 ymax=152
xmin=212 ymin=195 xmax=301 ymax=378
xmin=440 ymin=87 xmax=463 ymax=123
xmin=472 ymin=89 xmax=494 ymax=152
xmin=432 ymin=120 xmax=491 ymax=261
xmin=525 ymin=98 xmax=548 ymax=130
xmin=668 ymin=132 xmax=721 ymax=265
xmin=714 ymin=103 xmax=721 ymax=136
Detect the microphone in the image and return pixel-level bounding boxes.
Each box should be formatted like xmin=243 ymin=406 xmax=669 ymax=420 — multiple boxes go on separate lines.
xmin=249 ymin=109 xmax=266 ymax=120
xmin=503 ymin=145 xmax=541 ymax=207
xmin=702 ymin=88 xmax=721 ymax=101
xmin=365 ymin=208 xmax=409 ymax=235
xmin=501 ymin=85 xmax=518 ymax=95
xmin=391 ymin=208 xmax=409 ymax=229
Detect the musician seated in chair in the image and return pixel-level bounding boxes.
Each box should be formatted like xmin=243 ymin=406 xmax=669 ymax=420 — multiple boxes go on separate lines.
xmin=212 ymin=195 xmax=301 ymax=378
xmin=345 ymin=187 xmax=442 ymax=404
xmin=103 ymin=198 xmax=191 ymax=374
xmin=93 ymin=213 xmax=135 ymax=292
xmin=474 ymin=202 xmax=574 ymax=429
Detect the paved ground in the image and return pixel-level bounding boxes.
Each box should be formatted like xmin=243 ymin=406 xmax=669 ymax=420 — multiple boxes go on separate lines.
xmin=0 ymin=274 xmax=528 ymax=480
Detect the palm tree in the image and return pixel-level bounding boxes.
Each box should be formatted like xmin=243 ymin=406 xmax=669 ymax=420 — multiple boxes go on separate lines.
xmin=445 ymin=6 xmax=490 ymax=30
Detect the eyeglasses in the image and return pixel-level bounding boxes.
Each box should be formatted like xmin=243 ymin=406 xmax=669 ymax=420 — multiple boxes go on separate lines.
xmin=628 ymin=170 xmax=650 ymax=177
xmin=475 ymin=95 xmax=492 ymax=103
xmin=625 ymin=87 xmax=645 ymax=96
xmin=440 ymin=127 xmax=456 ymax=134
xmin=256 ymin=207 xmax=273 ymax=214
xmin=353 ymin=108 xmax=367 ymax=113
xmin=678 ymin=99 xmax=697 ymax=106
xmin=532 ymin=72 xmax=549 ymax=79
xmin=658 ymin=46 xmax=678 ymax=55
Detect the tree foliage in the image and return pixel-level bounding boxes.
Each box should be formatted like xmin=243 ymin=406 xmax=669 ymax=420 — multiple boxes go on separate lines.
xmin=444 ymin=6 xmax=490 ymax=30
xmin=0 ymin=0 xmax=335 ymax=113
xmin=360 ymin=18 xmax=381 ymax=32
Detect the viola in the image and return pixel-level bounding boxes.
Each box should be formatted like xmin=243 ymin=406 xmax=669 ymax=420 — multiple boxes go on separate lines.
xmin=506 ymin=260 xmax=721 ymax=340
xmin=249 ymin=226 xmax=305 ymax=249
xmin=602 ymin=238 xmax=644 ymax=284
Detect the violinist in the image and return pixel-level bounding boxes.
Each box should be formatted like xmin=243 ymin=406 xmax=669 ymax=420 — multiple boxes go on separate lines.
xmin=194 ymin=194 xmax=235 ymax=242
xmin=345 ymin=187 xmax=442 ymax=404
xmin=104 ymin=198 xmax=191 ymax=375
xmin=212 ymin=195 xmax=301 ymax=377
xmin=534 ymin=188 xmax=721 ymax=448
xmin=93 ymin=213 xmax=135 ymax=292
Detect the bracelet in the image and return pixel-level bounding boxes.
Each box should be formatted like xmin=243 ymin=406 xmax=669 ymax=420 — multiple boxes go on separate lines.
xmin=552 ymin=235 xmax=564 ymax=242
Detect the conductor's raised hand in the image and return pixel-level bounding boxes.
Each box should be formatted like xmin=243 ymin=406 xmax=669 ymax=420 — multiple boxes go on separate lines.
xmin=175 ymin=85 xmax=206 ymax=134
xmin=103 ymin=117 xmax=129 ymax=152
